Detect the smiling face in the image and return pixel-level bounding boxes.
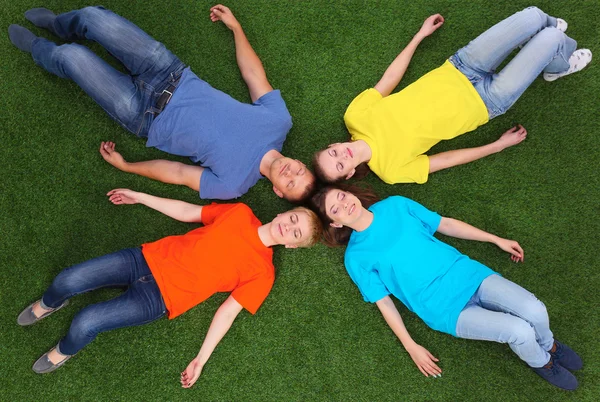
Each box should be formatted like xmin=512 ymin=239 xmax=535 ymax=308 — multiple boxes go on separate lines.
xmin=316 ymin=142 xmax=358 ymax=182
xmin=270 ymin=157 xmax=315 ymax=202
xmin=269 ymin=209 xmax=314 ymax=248
xmin=324 ymin=189 xmax=364 ymax=227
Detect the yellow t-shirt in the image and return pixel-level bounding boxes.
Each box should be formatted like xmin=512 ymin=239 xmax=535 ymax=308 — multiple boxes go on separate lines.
xmin=344 ymin=60 xmax=489 ymax=184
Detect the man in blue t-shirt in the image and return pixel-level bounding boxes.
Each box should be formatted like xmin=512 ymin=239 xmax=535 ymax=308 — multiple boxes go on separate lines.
xmin=9 ymin=5 xmax=315 ymax=202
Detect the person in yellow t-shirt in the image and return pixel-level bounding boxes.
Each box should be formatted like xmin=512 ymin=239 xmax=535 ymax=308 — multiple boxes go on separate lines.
xmin=313 ymin=7 xmax=592 ymax=184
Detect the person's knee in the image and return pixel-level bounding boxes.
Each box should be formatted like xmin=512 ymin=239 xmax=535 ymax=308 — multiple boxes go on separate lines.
xmin=521 ymin=298 xmax=549 ymax=326
xmin=80 ymin=6 xmax=105 ymax=20
xmin=55 ymin=43 xmax=89 ymax=65
xmin=521 ymin=6 xmax=549 ymax=29
xmin=70 ymin=307 xmax=102 ymax=339
xmin=508 ymin=320 xmax=537 ymax=346
xmin=51 ymin=267 xmax=86 ymax=295
xmin=536 ymin=26 xmax=564 ymax=46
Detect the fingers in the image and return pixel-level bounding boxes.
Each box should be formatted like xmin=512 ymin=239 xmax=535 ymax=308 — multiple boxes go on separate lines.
xmin=109 ymin=194 xmax=124 ymax=205
xmin=419 ymin=361 xmax=442 ymax=377
xmin=426 ymin=363 xmax=442 ymax=377
xmin=99 ymin=141 xmax=116 ymax=156
xmin=426 ymin=350 xmax=440 ymax=362
xmin=106 ymin=188 xmax=126 ymax=196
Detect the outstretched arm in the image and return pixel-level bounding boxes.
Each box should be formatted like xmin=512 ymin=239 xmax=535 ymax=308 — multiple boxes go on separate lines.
xmin=100 ymin=142 xmax=203 ymax=192
xmin=376 ymin=296 xmax=442 ymax=377
xmin=210 ymin=4 xmax=273 ymax=102
xmin=180 ymin=296 xmax=244 ymax=388
xmin=428 ymin=125 xmax=527 ymax=175
xmin=374 ymin=14 xmax=444 ymax=97
xmin=107 ymin=188 xmax=204 ymax=222
xmin=437 ymin=217 xmax=524 ymax=262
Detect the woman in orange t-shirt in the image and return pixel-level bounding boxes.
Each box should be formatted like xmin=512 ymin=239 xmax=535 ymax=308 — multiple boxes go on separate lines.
xmin=17 ymin=189 xmax=321 ymax=387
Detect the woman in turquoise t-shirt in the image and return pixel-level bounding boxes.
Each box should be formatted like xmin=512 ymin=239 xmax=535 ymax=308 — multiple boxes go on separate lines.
xmin=310 ymin=185 xmax=582 ymax=390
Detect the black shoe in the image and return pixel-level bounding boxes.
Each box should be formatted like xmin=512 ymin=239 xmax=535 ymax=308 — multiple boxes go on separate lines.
xmin=532 ymin=357 xmax=578 ymax=390
xmin=551 ymin=341 xmax=583 ymax=371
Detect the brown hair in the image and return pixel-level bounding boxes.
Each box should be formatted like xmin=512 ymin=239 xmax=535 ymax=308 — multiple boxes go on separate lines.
xmin=309 ymin=183 xmax=380 ymax=247
xmin=312 ymin=146 xmax=372 ymax=184
xmin=293 ymin=207 xmax=323 ymax=248
xmin=284 ymin=171 xmax=317 ymax=204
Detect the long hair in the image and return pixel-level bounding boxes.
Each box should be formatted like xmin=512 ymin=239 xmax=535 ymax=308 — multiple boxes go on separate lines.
xmin=309 ymin=183 xmax=380 ymax=247
xmin=312 ymin=143 xmax=372 ymax=184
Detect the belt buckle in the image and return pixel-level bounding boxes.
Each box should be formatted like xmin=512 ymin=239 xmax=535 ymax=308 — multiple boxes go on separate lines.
xmin=161 ymin=89 xmax=173 ymax=105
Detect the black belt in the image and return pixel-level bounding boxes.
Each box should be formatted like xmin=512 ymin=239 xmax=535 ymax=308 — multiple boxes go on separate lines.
xmin=155 ymin=78 xmax=180 ymax=113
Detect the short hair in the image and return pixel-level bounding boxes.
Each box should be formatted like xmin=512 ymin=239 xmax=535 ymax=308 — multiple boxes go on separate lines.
xmin=293 ymin=207 xmax=323 ymax=248
xmin=285 ymin=172 xmax=317 ymax=204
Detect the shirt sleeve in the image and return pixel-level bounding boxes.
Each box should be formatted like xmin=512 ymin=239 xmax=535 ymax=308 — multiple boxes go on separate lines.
xmin=231 ymin=273 xmax=274 ymax=314
xmin=344 ymin=256 xmax=390 ymax=303
xmin=381 ymin=155 xmax=429 ymax=184
xmin=345 ymin=88 xmax=383 ymax=118
xmin=200 ymin=203 xmax=239 ymax=226
xmin=402 ymin=197 xmax=442 ymax=234
xmin=199 ymin=170 xmax=245 ymax=200
xmin=254 ymin=90 xmax=292 ymax=123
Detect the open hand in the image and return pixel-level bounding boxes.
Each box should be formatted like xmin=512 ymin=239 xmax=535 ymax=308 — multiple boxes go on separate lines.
xmin=210 ymin=4 xmax=240 ymax=31
xmin=496 ymin=125 xmax=527 ymax=151
xmin=495 ymin=238 xmax=524 ymax=262
xmin=99 ymin=141 xmax=127 ymax=170
xmin=407 ymin=343 xmax=442 ymax=377
xmin=107 ymin=189 xmax=140 ymax=205
xmin=181 ymin=356 xmax=203 ymax=388
xmin=417 ymin=14 xmax=444 ymax=39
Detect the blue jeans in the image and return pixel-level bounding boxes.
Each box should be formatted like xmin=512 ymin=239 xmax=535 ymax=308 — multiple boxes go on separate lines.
xmin=40 ymin=247 xmax=166 ymax=356
xmin=450 ymin=7 xmax=577 ymax=119
xmin=30 ymin=6 xmax=186 ymax=137
xmin=455 ymin=274 xmax=554 ymax=368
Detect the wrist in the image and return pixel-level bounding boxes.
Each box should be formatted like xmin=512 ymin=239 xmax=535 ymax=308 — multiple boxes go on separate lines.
xmin=120 ymin=160 xmax=131 ymax=172
xmin=230 ymin=23 xmax=243 ymax=35
xmin=412 ymin=33 xmax=425 ymax=43
xmin=402 ymin=338 xmax=418 ymax=352
xmin=491 ymin=140 xmax=506 ymax=153
xmin=489 ymin=234 xmax=501 ymax=245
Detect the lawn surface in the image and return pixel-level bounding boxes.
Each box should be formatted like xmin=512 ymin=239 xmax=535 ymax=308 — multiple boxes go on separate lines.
xmin=1 ymin=0 xmax=598 ymax=400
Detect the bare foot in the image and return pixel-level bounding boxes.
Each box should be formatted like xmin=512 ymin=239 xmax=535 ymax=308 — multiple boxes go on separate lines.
xmin=47 ymin=348 xmax=70 ymax=365
xmin=31 ymin=300 xmax=52 ymax=318
xmin=99 ymin=141 xmax=127 ymax=170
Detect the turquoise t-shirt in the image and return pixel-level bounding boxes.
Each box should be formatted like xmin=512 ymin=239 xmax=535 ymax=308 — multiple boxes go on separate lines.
xmin=344 ymin=196 xmax=496 ymax=336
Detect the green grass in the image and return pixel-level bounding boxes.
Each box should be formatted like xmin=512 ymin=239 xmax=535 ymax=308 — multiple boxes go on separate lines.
xmin=1 ymin=0 xmax=599 ymax=400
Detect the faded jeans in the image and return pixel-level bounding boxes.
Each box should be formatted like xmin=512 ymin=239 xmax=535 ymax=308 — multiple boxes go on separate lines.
xmin=450 ymin=6 xmax=577 ymax=118
xmin=455 ymin=274 xmax=554 ymax=368
xmin=40 ymin=247 xmax=166 ymax=356
xmin=30 ymin=6 xmax=185 ymax=137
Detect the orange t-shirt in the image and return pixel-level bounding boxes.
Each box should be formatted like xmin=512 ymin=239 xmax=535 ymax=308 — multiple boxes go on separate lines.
xmin=142 ymin=203 xmax=274 ymax=319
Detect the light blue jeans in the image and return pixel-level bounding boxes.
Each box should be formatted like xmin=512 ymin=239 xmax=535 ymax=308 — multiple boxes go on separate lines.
xmin=30 ymin=6 xmax=185 ymax=137
xmin=456 ymin=274 xmax=554 ymax=368
xmin=450 ymin=6 xmax=577 ymax=119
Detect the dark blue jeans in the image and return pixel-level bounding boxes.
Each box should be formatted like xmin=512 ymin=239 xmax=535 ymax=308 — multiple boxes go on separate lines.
xmin=30 ymin=6 xmax=186 ymax=137
xmin=40 ymin=247 xmax=166 ymax=356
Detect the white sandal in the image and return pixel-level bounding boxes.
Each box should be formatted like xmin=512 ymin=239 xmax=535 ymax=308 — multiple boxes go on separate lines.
xmin=543 ymin=49 xmax=593 ymax=82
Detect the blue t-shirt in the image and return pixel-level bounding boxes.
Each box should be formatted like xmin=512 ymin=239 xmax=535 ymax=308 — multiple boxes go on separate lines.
xmin=344 ymin=196 xmax=496 ymax=336
xmin=147 ymin=68 xmax=293 ymax=200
